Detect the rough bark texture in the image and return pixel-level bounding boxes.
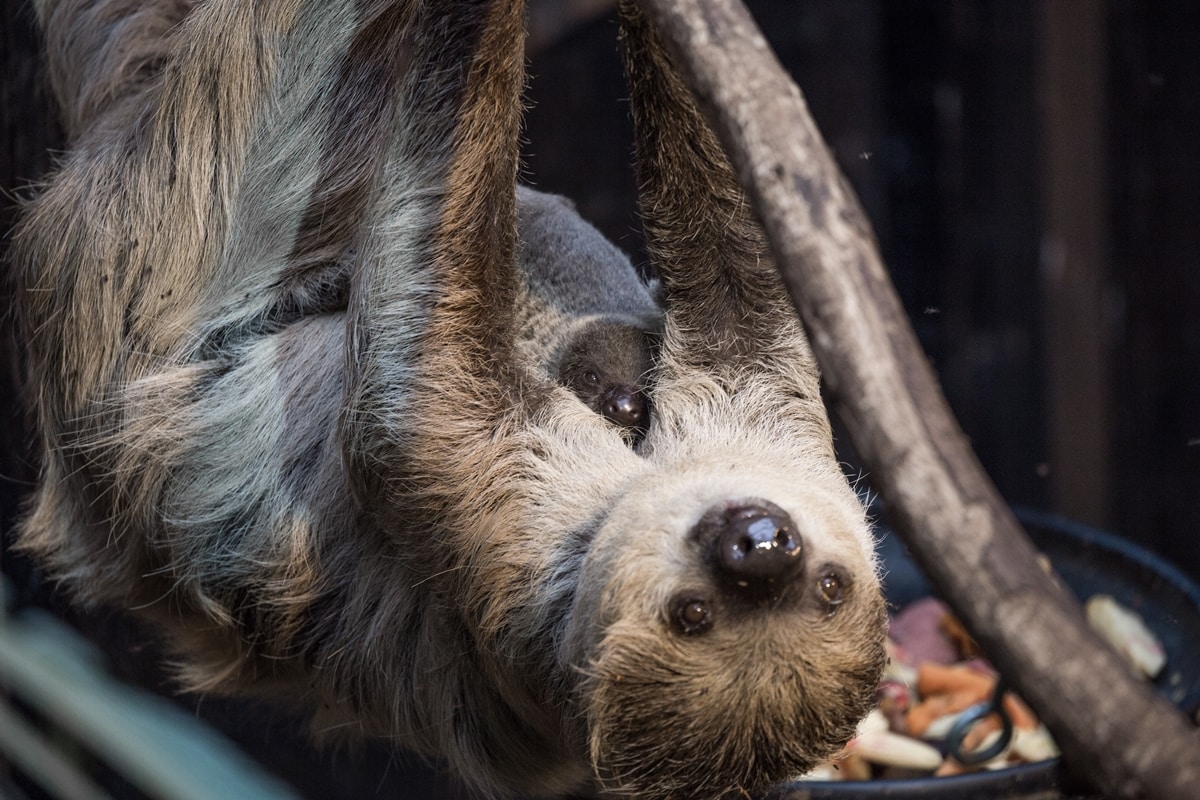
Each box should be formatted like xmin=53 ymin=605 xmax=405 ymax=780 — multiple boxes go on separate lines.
xmin=635 ymin=0 xmax=1200 ymax=798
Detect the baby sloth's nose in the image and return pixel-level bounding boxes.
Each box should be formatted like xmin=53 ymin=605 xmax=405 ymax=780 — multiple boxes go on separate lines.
xmin=705 ymin=500 xmax=805 ymax=598
xmin=600 ymin=384 xmax=648 ymax=430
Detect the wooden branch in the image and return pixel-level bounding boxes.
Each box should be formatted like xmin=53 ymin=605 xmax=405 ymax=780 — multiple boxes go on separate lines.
xmin=635 ymin=1 xmax=1200 ymax=797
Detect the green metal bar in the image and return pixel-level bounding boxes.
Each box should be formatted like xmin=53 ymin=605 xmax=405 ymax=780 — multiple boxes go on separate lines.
xmin=0 ymin=698 xmax=115 ymax=800
xmin=0 ymin=604 xmax=299 ymax=800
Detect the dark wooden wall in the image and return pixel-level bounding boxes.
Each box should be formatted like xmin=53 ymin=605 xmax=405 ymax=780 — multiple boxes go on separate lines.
xmin=1107 ymin=0 xmax=1200 ymax=582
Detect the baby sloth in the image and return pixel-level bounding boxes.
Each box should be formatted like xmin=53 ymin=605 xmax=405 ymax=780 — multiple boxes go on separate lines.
xmin=556 ymin=320 xmax=655 ymax=437
xmin=516 ymin=187 xmax=661 ymax=439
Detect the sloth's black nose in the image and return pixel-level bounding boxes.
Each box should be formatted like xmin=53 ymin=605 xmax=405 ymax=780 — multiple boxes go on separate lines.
xmin=706 ymin=501 xmax=804 ymax=597
xmin=601 ymin=385 xmax=648 ymax=430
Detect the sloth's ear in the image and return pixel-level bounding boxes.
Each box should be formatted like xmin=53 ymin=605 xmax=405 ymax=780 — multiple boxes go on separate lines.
xmin=619 ymin=2 xmax=794 ymax=368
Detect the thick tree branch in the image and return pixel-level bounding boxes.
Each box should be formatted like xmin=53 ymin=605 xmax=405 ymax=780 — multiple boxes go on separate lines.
xmin=635 ymin=0 xmax=1200 ymax=797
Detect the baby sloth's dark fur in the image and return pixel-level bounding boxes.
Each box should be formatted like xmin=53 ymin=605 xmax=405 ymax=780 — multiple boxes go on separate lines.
xmin=513 ymin=186 xmax=661 ymax=439
xmin=557 ymin=320 xmax=654 ymax=436
xmin=12 ymin=1 xmax=888 ymax=798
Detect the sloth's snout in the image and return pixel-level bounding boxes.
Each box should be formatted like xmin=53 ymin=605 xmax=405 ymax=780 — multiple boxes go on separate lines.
xmin=600 ymin=384 xmax=648 ymax=430
xmin=704 ymin=500 xmax=805 ymax=598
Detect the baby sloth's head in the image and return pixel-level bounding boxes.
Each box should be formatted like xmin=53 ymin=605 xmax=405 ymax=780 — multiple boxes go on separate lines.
xmin=556 ymin=319 xmax=656 ymax=438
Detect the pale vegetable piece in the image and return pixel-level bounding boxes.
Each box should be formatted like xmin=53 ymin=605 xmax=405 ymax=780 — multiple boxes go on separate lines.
xmin=856 ymin=707 xmax=890 ymax=736
xmin=1012 ymin=724 xmax=1061 ymax=763
xmin=794 ymin=764 xmax=839 ymax=781
xmin=851 ymin=729 xmax=943 ymax=771
xmin=921 ymin=708 xmax=967 ymax=740
xmin=1085 ymin=594 xmax=1167 ymax=678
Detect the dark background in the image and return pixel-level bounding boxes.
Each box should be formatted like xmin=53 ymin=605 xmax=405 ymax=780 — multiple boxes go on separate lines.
xmin=3 ymin=0 xmax=1198 ymax=797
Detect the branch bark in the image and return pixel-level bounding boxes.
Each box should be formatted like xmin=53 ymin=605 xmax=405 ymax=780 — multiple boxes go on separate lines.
xmin=635 ymin=0 xmax=1200 ymax=797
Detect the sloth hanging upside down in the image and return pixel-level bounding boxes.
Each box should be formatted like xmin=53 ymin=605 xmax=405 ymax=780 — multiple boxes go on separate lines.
xmin=12 ymin=0 xmax=888 ymax=798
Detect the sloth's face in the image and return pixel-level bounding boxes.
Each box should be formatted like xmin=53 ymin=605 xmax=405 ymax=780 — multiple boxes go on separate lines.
xmin=559 ymin=374 xmax=887 ymax=800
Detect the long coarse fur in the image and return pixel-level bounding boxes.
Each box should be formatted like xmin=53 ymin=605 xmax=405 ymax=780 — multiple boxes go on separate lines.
xmin=13 ymin=1 xmax=888 ymax=797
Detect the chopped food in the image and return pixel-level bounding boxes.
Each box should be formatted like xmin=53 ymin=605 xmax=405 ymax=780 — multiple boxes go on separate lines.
xmin=1085 ymin=594 xmax=1167 ymax=679
xmin=797 ymin=591 xmax=1165 ymax=783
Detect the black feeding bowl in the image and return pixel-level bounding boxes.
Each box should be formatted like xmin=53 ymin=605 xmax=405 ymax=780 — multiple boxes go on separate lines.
xmin=767 ymin=508 xmax=1200 ymax=800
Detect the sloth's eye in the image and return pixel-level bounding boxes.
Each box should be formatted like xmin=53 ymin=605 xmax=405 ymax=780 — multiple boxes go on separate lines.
xmin=584 ymin=370 xmax=600 ymax=385
xmin=817 ymin=569 xmax=848 ymax=614
xmin=670 ymin=595 xmax=713 ymax=635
